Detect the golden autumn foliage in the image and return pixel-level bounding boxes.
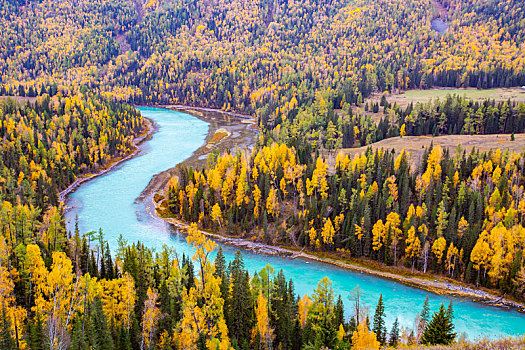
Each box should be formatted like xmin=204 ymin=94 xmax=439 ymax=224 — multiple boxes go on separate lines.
xmin=352 ymin=322 xmax=380 ymax=350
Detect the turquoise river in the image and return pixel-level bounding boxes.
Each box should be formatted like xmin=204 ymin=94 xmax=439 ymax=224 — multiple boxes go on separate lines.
xmin=65 ymin=107 xmax=525 ymax=340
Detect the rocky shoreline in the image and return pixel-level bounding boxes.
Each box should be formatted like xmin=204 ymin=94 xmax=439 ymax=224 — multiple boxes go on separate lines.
xmin=158 ymin=215 xmax=525 ymax=314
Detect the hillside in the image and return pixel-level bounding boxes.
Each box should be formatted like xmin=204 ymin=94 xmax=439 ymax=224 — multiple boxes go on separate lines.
xmin=1 ymin=0 xmax=525 ymax=119
xmin=2 ymin=0 xmax=525 ymax=349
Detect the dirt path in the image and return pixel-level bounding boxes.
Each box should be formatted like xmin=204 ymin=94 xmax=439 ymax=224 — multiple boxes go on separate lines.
xmin=430 ymin=0 xmax=448 ymax=18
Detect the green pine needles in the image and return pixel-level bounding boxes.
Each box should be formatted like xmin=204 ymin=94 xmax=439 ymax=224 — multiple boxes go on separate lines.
xmin=422 ymin=301 xmax=456 ymax=345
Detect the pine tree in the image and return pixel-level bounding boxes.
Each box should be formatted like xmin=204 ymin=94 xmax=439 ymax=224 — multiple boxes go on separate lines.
xmin=291 ymin=318 xmax=303 ymax=350
xmin=105 ymin=242 xmax=114 ymax=279
xmin=389 ymin=318 xmax=399 ymax=347
xmin=334 ymin=295 xmax=345 ymax=329
xmin=421 ymin=303 xmax=456 ymax=345
xmin=228 ymin=250 xmax=253 ymax=347
xmin=91 ymin=297 xmax=114 ymax=350
xmin=0 ymin=308 xmax=16 ymax=350
xmin=71 ymin=317 xmax=87 ymax=350
xmin=417 ymin=295 xmax=430 ymax=340
xmin=372 ymin=294 xmax=386 ymax=345
xmin=117 ymin=326 xmax=132 ymax=350
xmin=29 ymin=315 xmax=44 ymax=350
xmin=272 ymin=270 xmax=293 ymax=348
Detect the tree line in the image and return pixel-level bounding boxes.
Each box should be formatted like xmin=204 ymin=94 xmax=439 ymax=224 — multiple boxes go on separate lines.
xmin=2 ymin=0 xmax=525 ymax=124
xmin=163 ymin=142 xmax=525 ymax=300
xmin=0 ymin=215 xmax=458 ymax=349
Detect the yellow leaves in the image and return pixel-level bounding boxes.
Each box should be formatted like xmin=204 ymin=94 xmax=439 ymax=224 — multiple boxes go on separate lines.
xmin=236 ymin=168 xmax=248 ymax=207
xmin=17 ymin=171 xmax=25 ymax=185
xmin=142 ymin=288 xmax=162 ymax=349
xmin=354 ymin=222 xmax=363 ymax=241
xmin=453 ymin=170 xmax=460 ymax=188
xmin=196 ymin=24 xmax=207 ymax=36
xmin=432 ymin=237 xmax=447 ymax=264
xmin=25 ymin=244 xmax=48 ymax=296
xmin=266 ymin=187 xmax=279 ymax=218
xmin=310 ymin=157 xmax=329 ymax=199
xmin=320 ymin=218 xmax=335 ymax=246
xmin=308 ymin=227 xmax=317 ymax=247
xmin=405 ymin=226 xmax=421 ymax=260
xmin=493 ymin=166 xmax=502 ymax=184
xmin=178 ymin=288 xmax=207 ymax=349
xmin=99 ymin=272 xmax=136 ymax=330
xmin=352 ymin=322 xmax=380 ymax=350
xmin=386 ymin=175 xmax=398 ymax=205
xmin=187 ymin=223 xmax=217 ymax=271
xmin=279 ymin=177 xmax=288 ymax=198
xmin=297 ymin=294 xmax=311 ymax=328
xmin=211 ymin=203 xmax=223 ymax=229
xmin=458 ymin=216 xmax=469 ymax=238
xmin=400 ymin=123 xmax=406 ymax=137
xmin=372 ymin=219 xmax=385 ymax=252
xmin=178 ymin=223 xmax=229 ymax=349
xmin=471 ymin=231 xmax=491 ymax=273
xmin=337 ymin=323 xmax=346 ymax=341
xmin=252 ymin=292 xmax=274 ymax=349
xmin=253 ymin=185 xmax=262 ymax=219
xmin=0 ymin=265 xmax=27 ymax=349
xmin=446 ymin=242 xmax=459 ymax=275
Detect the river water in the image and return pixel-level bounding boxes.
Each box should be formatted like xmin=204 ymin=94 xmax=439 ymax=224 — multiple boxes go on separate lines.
xmin=65 ymin=107 xmax=525 ymax=340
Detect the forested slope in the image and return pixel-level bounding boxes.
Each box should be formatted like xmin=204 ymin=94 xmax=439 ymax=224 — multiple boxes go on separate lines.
xmin=1 ymin=0 xmax=524 ymax=120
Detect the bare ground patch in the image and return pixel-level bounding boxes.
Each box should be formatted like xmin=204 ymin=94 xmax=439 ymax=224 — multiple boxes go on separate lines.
xmin=325 ymin=133 xmax=525 ymax=169
xmin=366 ymin=88 xmax=525 ymax=110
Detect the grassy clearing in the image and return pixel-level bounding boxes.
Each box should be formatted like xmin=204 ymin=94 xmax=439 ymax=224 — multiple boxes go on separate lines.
xmin=368 ymin=88 xmax=525 ymax=109
xmin=327 ymin=133 xmax=525 ymax=166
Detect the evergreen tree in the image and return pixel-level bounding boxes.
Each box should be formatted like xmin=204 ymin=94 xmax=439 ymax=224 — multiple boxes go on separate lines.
xmin=372 ymin=294 xmax=386 ymax=345
xmin=334 ymin=295 xmax=345 ymax=328
xmin=227 ymin=250 xmax=253 ymax=348
xmin=291 ymin=318 xmax=303 ymax=350
xmin=417 ymin=295 xmax=430 ymax=339
xmin=82 ymin=297 xmax=114 ymax=350
xmin=0 ymin=308 xmax=16 ymax=350
xmin=272 ymin=270 xmax=294 ymax=348
xmin=28 ymin=315 xmax=44 ymax=350
xmin=117 ymin=326 xmax=132 ymax=350
xmin=421 ymin=303 xmax=456 ymax=345
xmin=389 ymin=318 xmax=399 ymax=347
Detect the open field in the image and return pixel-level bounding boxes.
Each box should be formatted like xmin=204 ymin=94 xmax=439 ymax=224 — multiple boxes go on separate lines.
xmin=326 ymin=133 xmax=525 ymax=167
xmin=346 ymin=88 xmax=525 ymax=126
xmin=368 ymin=88 xmax=525 ymax=109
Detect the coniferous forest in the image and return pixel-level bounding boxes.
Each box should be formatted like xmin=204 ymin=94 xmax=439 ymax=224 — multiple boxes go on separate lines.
xmin=2 ymin=0 xmax=525 ymax=348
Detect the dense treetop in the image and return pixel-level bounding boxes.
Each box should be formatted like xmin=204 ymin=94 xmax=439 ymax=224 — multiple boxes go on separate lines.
xmin=1 ymin=0 xmax=524 ymax=120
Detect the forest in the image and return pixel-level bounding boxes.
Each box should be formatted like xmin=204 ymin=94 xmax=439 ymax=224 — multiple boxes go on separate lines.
xmin=0 ymin=94 xmax=459 ymax=348
xmin=0 ymin=93 xmax=463 ymax=350
xmin=1 ymin=0 xmax=525 ymax=121
xmin=0 ymin=212 xmax=457 ymax=350
xmin=162 ymin=141 xmax=525 ymax=300
xmin=1 ymin=0 xmax=525 ymax=347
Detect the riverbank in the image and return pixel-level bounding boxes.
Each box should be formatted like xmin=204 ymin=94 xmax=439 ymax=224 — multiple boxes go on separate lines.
xmin=138 ymin=105 xmax=257 ymax=199
xmin=126 ymin=105 xmax=525 ymax=314
xmin=59 ymin=117 xmax=154 ymax=203
xmin=157 ymin=215 xmax=525 ymax=314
